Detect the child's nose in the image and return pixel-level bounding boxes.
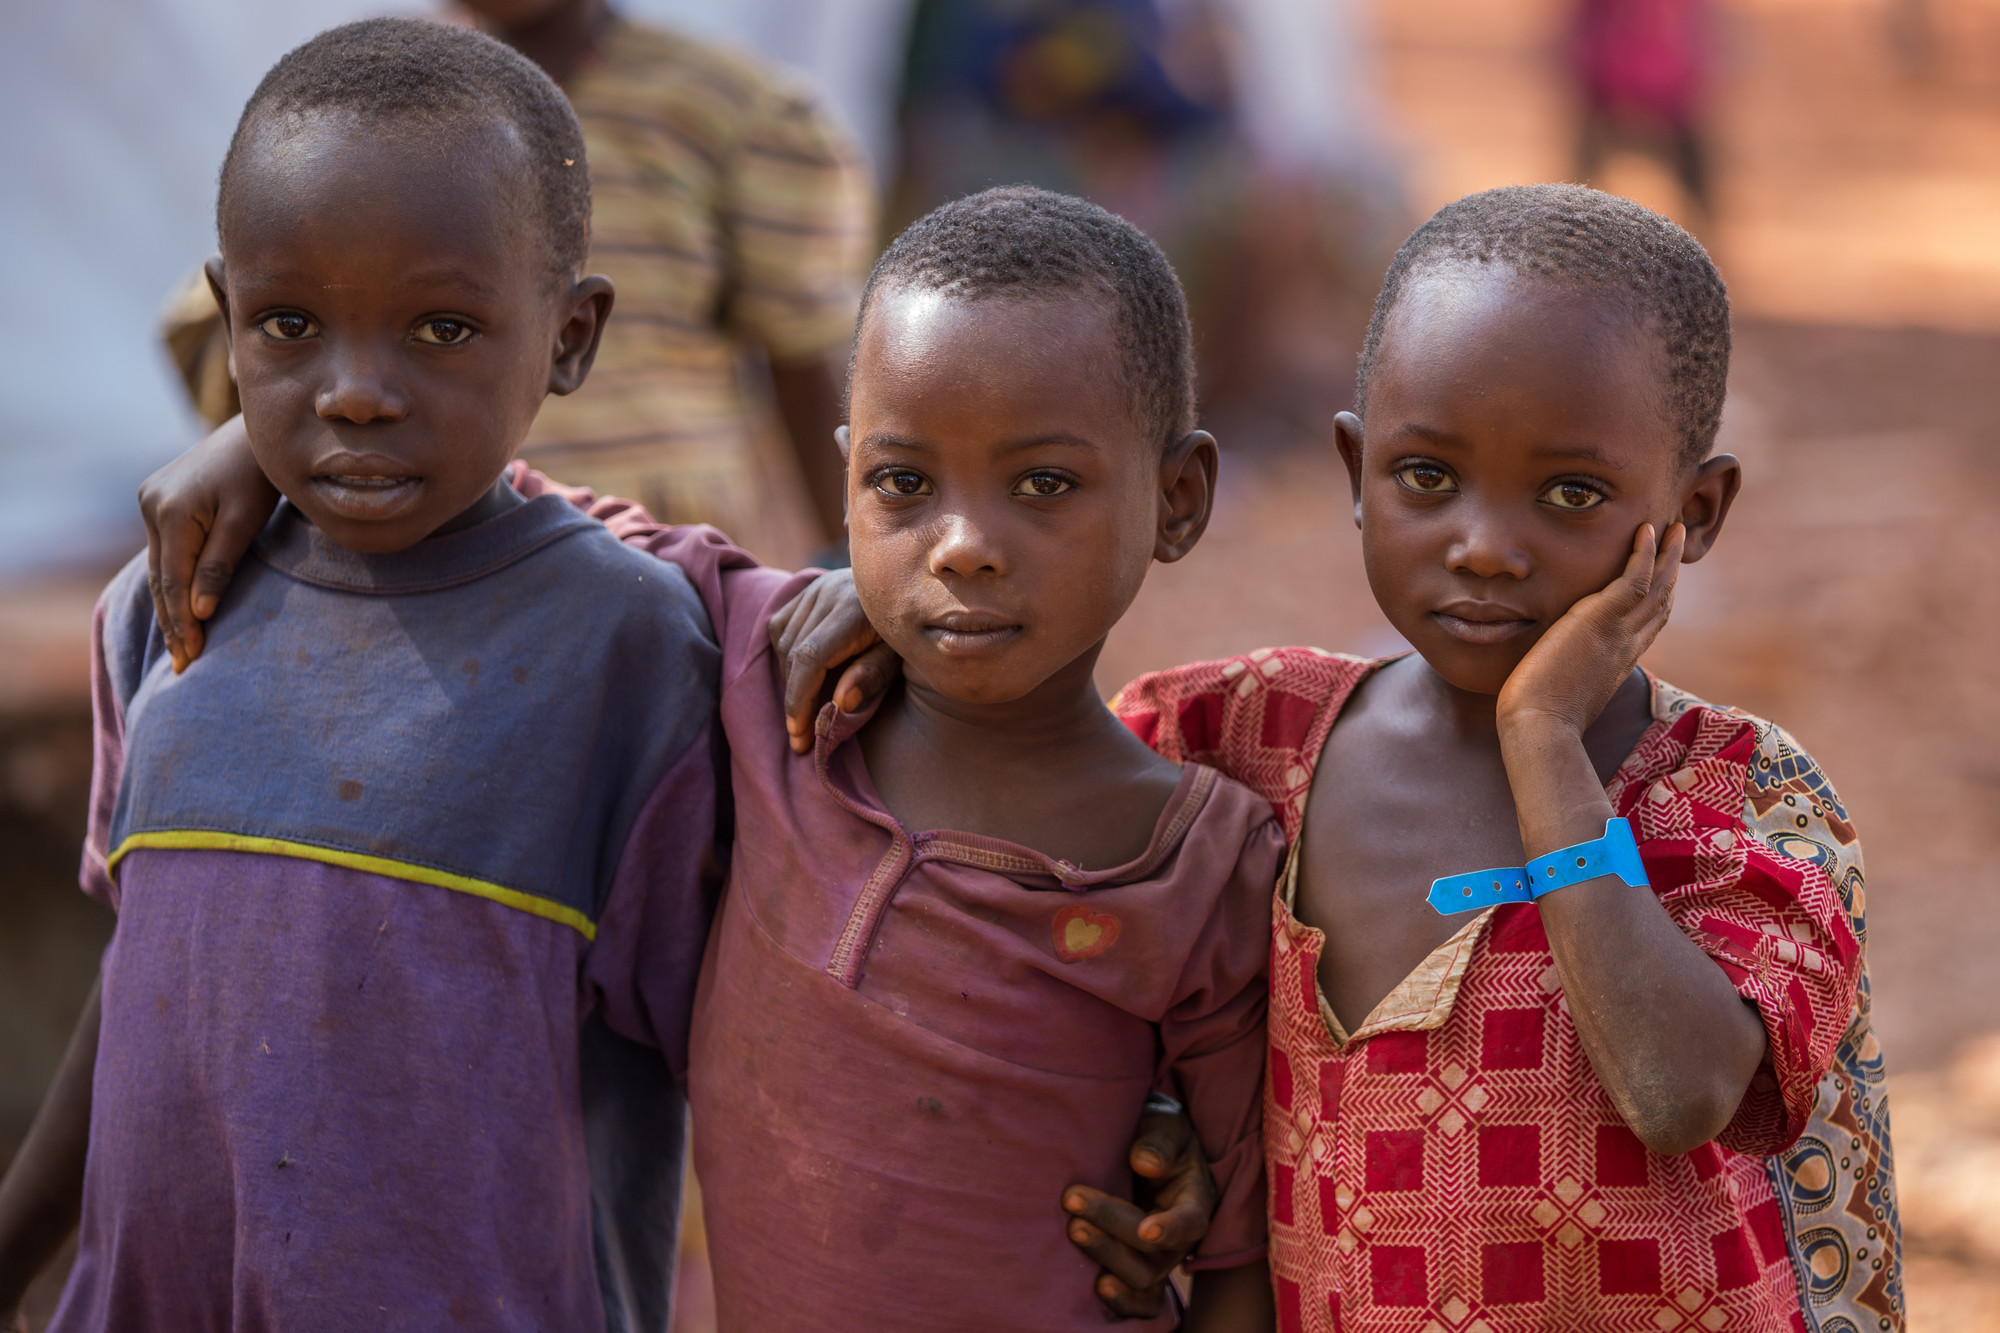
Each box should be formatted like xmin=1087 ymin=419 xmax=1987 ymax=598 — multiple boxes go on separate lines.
xmin=1444 ymin=514 xmax=1531 ymax=580
xmin=315 ymin=346 xmax=410 ymax=425
xmin=927 ymin=509 xmax=1007 ymax=579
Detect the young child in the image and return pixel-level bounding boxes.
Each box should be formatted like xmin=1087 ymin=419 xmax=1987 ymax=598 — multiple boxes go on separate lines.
xmin=32 ymin=189 xmax=1282 ymax=1328
xmin=1 ymin=20 xmax=726 ymax=1329
xmin=1088 ymin=185 xmax=1898 ymax=1330
xmin=566 ymin=187 xmax=1286 ymax=1330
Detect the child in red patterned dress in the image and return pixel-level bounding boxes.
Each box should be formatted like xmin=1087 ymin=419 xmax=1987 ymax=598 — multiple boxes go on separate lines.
xmin=1068 ymin=184 xmax=1899 ymax=1331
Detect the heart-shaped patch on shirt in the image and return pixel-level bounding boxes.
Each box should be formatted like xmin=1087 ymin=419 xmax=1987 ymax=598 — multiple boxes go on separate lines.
xmin=1052 ymin=903 xmax=1121 ymax=963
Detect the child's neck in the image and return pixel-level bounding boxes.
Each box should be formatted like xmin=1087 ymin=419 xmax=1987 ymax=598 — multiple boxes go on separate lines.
xmin=1390 ymin=654 xmax=1654 ymax=782
xmin=858 ymin=644 xmax=1183 ymax=868
xmin=1405 ymin=657 xmax=1505 ymax=744
xmin=431 ymin=476 xmax=524 ymax=539
xmin=893 ymin=648 xmax=1121 ymax=761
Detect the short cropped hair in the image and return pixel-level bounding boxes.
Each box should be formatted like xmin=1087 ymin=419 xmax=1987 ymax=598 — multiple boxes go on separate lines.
xmin=858 ymin=187 xmax=1197 ymax=451
xmin=1357 ymin=184 xmax=1730 ymax=465
xmin=217 ymin=18 xmax=590 ymax=278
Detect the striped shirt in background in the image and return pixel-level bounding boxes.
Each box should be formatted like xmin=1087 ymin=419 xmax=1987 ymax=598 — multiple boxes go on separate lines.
xmin=529 ymin=20 xmax=874 ymax=568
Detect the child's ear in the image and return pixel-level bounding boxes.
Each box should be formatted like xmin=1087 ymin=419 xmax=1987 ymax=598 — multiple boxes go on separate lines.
xmin=204 ymin=256 xmax=236 ymax=382
xmin=546 ymin=274 xmax=616 ymax=397
xmin=1154 ymin=430 xmax=1218 ymax=565
xmin=1334 ymin=412 xmax=1365 ymax=528
xmin=1676 ymin=453 xmax=1742 ymax=564
xmin=835 ymin=425 xmax=852 ymax=519
xmin=203 ymin=256 xmax=230 ymax=322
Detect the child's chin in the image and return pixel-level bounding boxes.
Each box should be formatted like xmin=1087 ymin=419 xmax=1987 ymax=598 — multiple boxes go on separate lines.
xmin=1410 ymin=640 xmax=1518 ymax=697
xmin=298 ymin=507 xmax=434 ymax=556
xmin=905 ymin=655 xmax=1041 ymax=708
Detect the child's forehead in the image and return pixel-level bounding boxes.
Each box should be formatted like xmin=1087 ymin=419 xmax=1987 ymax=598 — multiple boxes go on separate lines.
xmin=858 ymin=286 xmax=1123 ymax=384
xmin=223 ymin=113 xmax=542 ymax=271
xmin=852 ymin=287 xmax=1151 ymax=447
xmin=1369 ymin=265 xmax=1682 ymax=461
xmin=866 ymin=283 xmax=1117 ymax=342
xmin=1393 ymin=262 xmax=1644 ymax=340
xmin=231 ymin=106 xmax=532 ymax=216
xmin=1380 ymin=265 xmax=1663 ymax=389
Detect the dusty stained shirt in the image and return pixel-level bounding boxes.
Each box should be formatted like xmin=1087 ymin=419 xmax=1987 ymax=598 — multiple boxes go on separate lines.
xmin=570 ymin=498 xmax=1281 ymax=1331
xmin=58 ymin=497 xmax=725 ymax=1333
xmin=1113 ymin=647 xmax=1899 ymax=1333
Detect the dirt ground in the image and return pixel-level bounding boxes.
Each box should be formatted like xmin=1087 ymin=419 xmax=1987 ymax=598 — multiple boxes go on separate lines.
xmin=3 ymin=0 xmax=1998 ymax=1327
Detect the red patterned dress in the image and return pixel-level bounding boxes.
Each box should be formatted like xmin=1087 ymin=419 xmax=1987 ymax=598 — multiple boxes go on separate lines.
xmin=1113 ymin=648 xmax=1901 ymax=1333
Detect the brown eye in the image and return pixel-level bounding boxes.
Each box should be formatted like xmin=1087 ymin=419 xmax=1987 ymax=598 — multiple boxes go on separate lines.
xmin=1013 ymin=472 xmax=1073 ymax=498
xmin=1540 ymin=480 xmax=1606 ymax=510
xmin=1394 ymin=463 xmax=1457 ymax=495
xmin=413 ymin=318 xmax=473 ymax=346
xmin=258 ymin=313 xmax=317 ymax=341
xmin=874 ymin=470 xmax=931 ymax=498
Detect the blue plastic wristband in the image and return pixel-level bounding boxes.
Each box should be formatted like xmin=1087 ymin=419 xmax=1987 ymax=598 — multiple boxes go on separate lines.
xmin=1525 ymin=817 xmax=1649 ymax=897
xmin=1425 ymin=863 xmax=1534 ymax=915
xmin=1426 ymin=818 xmax=1649 ymax=916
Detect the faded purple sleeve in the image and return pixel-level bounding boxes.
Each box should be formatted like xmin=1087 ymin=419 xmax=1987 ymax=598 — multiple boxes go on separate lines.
xmin=583 ymin=717 xmax=729 ymax=1087
xmin=1162 ymin=803 xmax=1285 ymax=1270
xmin=510 ymin=465 xmax=766 ymax=648
xmin=81 ymin=556 xmax=160 ymax=908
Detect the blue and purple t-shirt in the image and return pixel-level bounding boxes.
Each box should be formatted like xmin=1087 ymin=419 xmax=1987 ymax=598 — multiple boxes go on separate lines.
xmin=57 ymin=494 xmax=722 ymax=1333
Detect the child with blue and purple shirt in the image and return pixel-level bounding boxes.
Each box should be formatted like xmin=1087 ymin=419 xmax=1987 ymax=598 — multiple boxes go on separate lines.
xmin=0 ymin=20 xmax=721 ymax=1330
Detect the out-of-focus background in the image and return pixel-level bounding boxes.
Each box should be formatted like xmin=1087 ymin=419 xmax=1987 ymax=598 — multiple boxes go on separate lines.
xmin=3 ymin=0 xmax=1998 ymax=1327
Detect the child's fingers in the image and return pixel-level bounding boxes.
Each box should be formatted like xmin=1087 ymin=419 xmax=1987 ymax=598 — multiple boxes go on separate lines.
xmin=1132 ymin=1191 xmax=1211 ymax=1255
xmin=831 ymin=644 xmax=899 ymax=715
xmin=1128 ymin=1104 xmax=1198 ymax=1181
xmin=766 ymin=589 xmax=801 ymax=649
xmin=1062 ymin=1183 xmax=1198 ymax=1262
xmin=768 ymin=577 xmax=828 ymax=663
xmin=1614 ymin=523 xmax=1659 ymax=606
xmin=1062 ymin=1202 xmax=1177 ymax=1296
xmin=782 ymin=656 xmax=832 ymax=754
xmin=145 ymin=504 xmax=214 ymax=673
xmin=1631 ymin=523 xmax=1687 ymax=631
xmin=144 ymin=530 xmax=189 ymax=675
xmin=1091 ymin=1272 xmax=1165 ymax=1320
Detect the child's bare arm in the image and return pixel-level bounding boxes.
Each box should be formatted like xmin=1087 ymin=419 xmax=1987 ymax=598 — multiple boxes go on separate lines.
xmin=0 ymin=976 xmax=100 ymax=1319
xmin=1496 ymin=523 xmax=1767 ymax=1155
xmin=1181 ymin=1260 xmax=1275 ymax=1333
xmin=137 ymin=415 xmax=277 ymax=672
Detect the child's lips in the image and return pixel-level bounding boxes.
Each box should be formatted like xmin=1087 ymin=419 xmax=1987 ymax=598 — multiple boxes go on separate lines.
xmin=925 ymin=612 xmax=1022 ymax=656
xmin=1431 ymin=603 xmax=1537 ymax=645
xmin=308 ymin=472 xmax=423 ymax=521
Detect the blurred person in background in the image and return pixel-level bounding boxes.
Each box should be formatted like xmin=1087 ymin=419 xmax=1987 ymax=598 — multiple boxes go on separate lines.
xmin=1568 ymin=0 xmax=1714 ymax=223
xmin=163 ymin=0 xmax=875 ymax=568
xmin=889 ymin=0 xmax=1400 ymax=447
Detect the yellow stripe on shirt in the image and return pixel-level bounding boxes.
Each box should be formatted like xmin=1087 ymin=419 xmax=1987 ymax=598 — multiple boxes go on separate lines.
xmin=106 ymin=830 xmax=597 ymax=940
